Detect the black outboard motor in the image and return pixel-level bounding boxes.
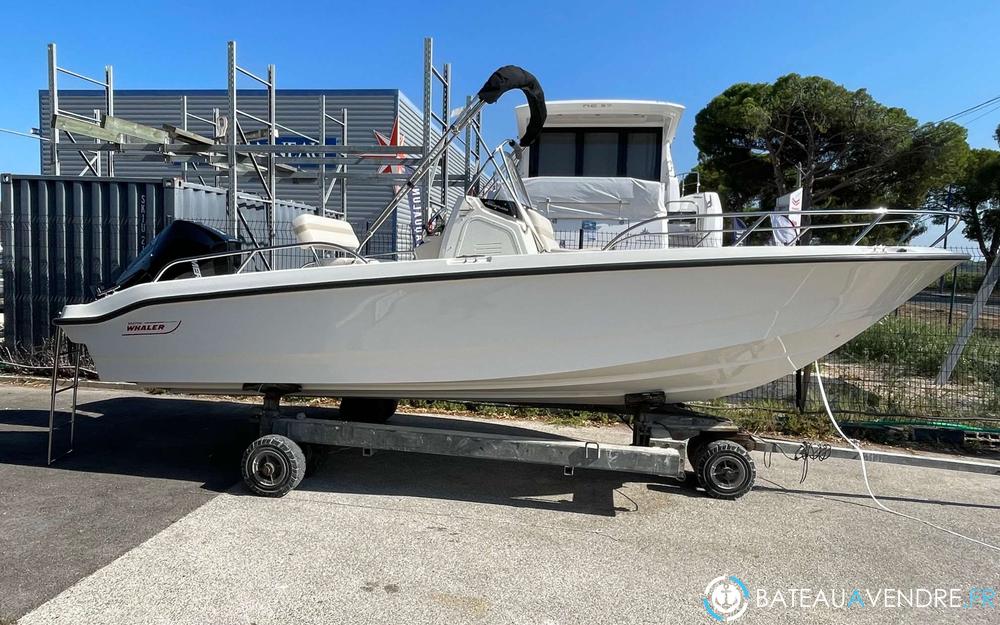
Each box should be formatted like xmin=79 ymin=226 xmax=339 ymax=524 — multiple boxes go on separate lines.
xmin=107 ymin=220 xmax=240 ymax=293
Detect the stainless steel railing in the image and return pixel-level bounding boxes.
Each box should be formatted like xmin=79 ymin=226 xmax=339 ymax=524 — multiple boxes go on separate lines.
xmin=152 ymin=241 xmax=367 ymax=283
xmin=601 ymin=208 xmax=963 ymax=251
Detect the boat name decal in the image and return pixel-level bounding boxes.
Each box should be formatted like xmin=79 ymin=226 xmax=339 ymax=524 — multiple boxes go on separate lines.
xmin=123 ymin=320 xmax=182 ymax=336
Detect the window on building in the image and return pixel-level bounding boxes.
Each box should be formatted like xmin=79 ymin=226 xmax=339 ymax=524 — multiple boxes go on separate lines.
xmin=529 ymin=128 xmax=662 ymax=180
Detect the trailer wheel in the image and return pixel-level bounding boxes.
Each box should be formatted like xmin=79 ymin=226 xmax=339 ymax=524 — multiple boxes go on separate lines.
xmin=241 ymin=435 xmax=307 ymax=497
xmin=694 ymin=440 xmax=755 ymax=500
xmin=338 ymin=397 xmax=398 ymax=423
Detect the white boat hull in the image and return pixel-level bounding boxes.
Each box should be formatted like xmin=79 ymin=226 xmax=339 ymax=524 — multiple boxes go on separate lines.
xmin=57 ymin=246 xmax=963 ymax=405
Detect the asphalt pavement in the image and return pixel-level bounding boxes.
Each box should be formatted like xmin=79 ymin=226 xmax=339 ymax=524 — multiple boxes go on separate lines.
xmin=1 ymin=382 xmax=999 ymax=625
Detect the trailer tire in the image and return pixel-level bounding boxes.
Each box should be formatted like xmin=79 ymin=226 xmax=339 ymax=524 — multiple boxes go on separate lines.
xmin=241 ymin=434 xmax=307 ymax=497
xmin=694 ymin=440 xmax=755 ymax=500
xmin=338 ymin=397 xmax=398 ymax=423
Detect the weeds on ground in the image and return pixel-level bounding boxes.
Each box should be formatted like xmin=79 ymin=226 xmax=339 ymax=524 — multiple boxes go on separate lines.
xmin=0 ymin=339 xmax=99 ymax=379
xmin=694 ymin=400 xmax=833 ymax=439
xmin=399 ymin=399 xmax=620 ymax=426
xmin=836 ymin=316 xmax=999 ymax=383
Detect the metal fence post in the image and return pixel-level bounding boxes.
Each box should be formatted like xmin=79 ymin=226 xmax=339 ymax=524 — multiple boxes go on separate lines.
xmin=105 ymin=64 xmax=114 ymax=176
xmin=440 ymin=62 xmax=451 ymax=213
xmin=421 ymin=37 xmax=433 ymax=228
xmin=319 ymin=95 xmax=326 ymax=216
xmin=47 ymin=43 xmax=60 ymax=176
xmin=341 ymin=107 xmax=348 ymax=218
xmin=936 ymin=257 xmax=1000 ymax=385
xmin=227 ymin=41 xmax=238 ymax=238
xmin=267 ymin=62 xmax=277 ymax=264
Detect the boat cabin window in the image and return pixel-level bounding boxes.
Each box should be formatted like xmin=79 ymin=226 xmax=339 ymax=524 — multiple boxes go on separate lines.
xmin=581 ymin=132 xmax=618 ymax=176
xmin=533 ymin=131 xmax=576 ymax=176
xmin=625 ymin=132 xmax=659 ymax=180
xmin=529 ymin=128 xmax=662 ymax=181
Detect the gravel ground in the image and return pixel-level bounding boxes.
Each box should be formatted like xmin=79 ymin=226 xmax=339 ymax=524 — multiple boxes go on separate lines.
xmin=2 ymin=383 xmax=999 ymax=624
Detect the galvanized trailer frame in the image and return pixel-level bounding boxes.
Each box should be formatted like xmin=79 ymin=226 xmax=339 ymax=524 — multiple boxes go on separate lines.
xmin=46 ymin=335 xmax=999 ymax=500
xmin=270 ymin=416 xmax=686 ymax=479
xmin=236 ymin=387 xmax=758 ymax=499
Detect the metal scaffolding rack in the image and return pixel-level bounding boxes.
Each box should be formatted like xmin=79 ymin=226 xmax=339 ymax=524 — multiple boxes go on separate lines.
xmin=44 ymin=37 xmax=483 ymax=250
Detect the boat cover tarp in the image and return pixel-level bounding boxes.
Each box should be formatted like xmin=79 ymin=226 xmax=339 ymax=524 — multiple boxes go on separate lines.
xmin=523 ymin=176 xmax=676 ymax=221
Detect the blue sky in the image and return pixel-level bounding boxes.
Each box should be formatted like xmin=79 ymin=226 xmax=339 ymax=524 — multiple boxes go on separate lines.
xmin=1 ymin=0 xmax=998 ymax=245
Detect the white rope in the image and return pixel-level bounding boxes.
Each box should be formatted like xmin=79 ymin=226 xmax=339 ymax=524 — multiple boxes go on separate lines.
xmin=813 ymin=360 xmax=1000 ymax=553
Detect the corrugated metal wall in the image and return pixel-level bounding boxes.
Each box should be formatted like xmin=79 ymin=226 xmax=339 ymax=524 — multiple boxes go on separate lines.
xmin=0 ymin=174 xmax=315 ymax=348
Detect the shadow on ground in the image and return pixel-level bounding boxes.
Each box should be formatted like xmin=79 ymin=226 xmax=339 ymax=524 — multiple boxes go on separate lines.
xmin=0 ymin=394 xmax=261 ymax=621
xmin=0 ymin=396 xmax=689 ymax=515
xmin=0 ymin=396 xmax=260 ymax=491
xmin=0 ymin=391 xmax=693 ymax=622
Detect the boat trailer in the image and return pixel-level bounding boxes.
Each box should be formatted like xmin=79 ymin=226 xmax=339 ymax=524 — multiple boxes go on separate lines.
xmin=242 ymin=387 xmax=759 ymax=499
xmin=45 ymin=335 xmax=1000 ymax=500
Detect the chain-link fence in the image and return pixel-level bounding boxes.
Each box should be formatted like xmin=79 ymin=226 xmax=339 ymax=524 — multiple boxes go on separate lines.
xmin=794 ymin=248 xmax=999 ymax=422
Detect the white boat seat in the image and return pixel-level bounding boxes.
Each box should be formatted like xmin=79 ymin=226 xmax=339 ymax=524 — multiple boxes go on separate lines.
xmin=292 ymin=214 xmax=360 ymax=252
xmin=314 ymin=257 xmax=379 ymax=267
xmin=316 ymin=257 xmax=360 ymax=267
xmin=526 ymin=208 xmax=570 ymax=252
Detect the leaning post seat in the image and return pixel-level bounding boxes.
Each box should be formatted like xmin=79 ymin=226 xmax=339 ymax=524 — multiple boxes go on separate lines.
xmin=525 ymin=208 xmax=570 ymax=252
xmin=292 ymin=214 xmax=361 ymax=251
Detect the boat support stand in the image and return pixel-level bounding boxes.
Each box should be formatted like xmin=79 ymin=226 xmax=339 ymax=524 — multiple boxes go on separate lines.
xmin=46 ymin=327 xmax=81 ymax=465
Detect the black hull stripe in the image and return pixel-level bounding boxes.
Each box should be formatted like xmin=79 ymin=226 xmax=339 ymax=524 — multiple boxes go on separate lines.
xmin=54 ymin=252 xmax=965 ymax=327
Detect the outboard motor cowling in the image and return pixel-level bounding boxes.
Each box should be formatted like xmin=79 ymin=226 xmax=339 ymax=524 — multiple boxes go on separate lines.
xmin=109 ymin=220 xmax=240 ymax=293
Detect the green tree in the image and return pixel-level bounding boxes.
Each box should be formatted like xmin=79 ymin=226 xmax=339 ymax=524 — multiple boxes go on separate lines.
xmin=933 ymin=148 xmax=1000 ymax=267
xmin=693 ymin=74 xmax=968 ymax=242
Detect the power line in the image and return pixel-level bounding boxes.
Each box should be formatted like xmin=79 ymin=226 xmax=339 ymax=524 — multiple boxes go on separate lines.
xmin=960 ymin=100 xmax=1000 ymax=126
xmin=936 ymin=94 xmax=1000 ymax=124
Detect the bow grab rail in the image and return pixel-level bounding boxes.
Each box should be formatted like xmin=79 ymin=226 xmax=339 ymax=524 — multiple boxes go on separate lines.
xmin=601 ymin=208 xmax=964 ymax=251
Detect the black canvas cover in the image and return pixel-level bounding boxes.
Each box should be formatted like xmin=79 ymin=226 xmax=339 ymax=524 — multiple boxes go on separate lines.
xmin=477 ymin=66 xmax=547 ymax=147
xmin=110 ymin=220 xmax=240 ymax=292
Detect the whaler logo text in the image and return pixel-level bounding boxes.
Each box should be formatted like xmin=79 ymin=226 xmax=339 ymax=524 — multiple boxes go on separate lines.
xmin=123 ymin=320 xmax=181 ymax=336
